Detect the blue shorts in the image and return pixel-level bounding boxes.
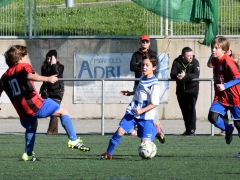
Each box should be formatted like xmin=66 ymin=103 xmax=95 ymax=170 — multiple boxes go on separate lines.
xmin=119 ymin=113 xmax=155 ymax=139
xmin=209 ymin=102 xmax=240 ymax=120
xmin=20 ymin=98 xmax=60 ymax=129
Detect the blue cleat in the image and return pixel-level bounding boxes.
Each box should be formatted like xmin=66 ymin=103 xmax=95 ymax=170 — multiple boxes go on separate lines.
xmin=225 ymin=124 xmax=234 ymax=144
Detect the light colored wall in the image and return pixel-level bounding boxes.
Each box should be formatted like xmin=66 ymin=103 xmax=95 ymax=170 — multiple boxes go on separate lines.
xmin=0 ymin=38 xmax=239 ymax=119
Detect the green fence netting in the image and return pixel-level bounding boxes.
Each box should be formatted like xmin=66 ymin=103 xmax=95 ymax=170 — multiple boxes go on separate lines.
xmin=0 ymin=0 xmax=14 ymax=8
xmin=132 ymin=0 xmax=218 ymax=46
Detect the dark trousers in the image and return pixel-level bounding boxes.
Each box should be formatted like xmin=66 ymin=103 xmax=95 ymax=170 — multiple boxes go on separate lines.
xmin=177 ymin=92 xmax=198 ymax=132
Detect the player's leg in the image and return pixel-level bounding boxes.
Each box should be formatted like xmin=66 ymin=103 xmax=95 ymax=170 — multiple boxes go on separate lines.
xmin=208 ymin=102 xmax=234 ymax=144
xmin=219 ymin=113 xmax=229 ymax=136
xmin=154 ymin=107 xmax=165 ymax=143
xmin=101 ymin=113 xmax=135 ymax=159
xmin=20 ymin=117 xmax=39 ymax=161
xmin=229 ymin=106 xmax=240 ymax=157
xmin=233 ymin=119 xmax=240 ymax=158
xmin=36 ymin=98 xmax=90 ymax=151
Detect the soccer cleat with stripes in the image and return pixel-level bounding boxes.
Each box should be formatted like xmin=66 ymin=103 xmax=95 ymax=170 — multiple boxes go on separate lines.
xmin=101 ymin=152 xmax=113 ymax=160
xmin=155 ymin=123 xmax=165 ymax=144
xmin=22 ymin=153 xmax=40 ymax=161
xmin=67 ymin=137 xmax=90 ymax=152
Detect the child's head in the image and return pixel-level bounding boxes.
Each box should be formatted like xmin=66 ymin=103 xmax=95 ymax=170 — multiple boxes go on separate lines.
xmin=142 ymin=54 xmax=158 ymax=77
xmin=4 ymin=45 xmax=27 ymax=67
xmin=211 ymin=36 xmax=230 ymax=59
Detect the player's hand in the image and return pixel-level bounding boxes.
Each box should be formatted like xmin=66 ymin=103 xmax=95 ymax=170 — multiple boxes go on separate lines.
xmin=216 ymin=84 xmax=225 ymax=91
xmin=134 ymin=108 xmax=142 ymax=115
xmin=120 ymin=90 xmax=131 ymax=96
xmin=51 ymin=56 xmax=57 ymax=65
xmin=47 ymin=74 xmax=58 ymax=84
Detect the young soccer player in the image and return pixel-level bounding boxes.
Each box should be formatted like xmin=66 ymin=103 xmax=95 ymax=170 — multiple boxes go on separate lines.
xmin=0 ymin=45 xmax=90 ymax=161
xmin=101 ymin=54 xmax=160 ymax=159
xmin=207 ymin=37 xmax=240 ymax=155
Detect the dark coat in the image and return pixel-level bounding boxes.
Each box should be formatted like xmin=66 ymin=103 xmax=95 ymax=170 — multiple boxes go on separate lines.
xmin=130 ymin=48 xmax=157 ymax=78
xmin=40 ymin=63 xmax=64 ymax=95
xmin=170 ymin=55 xmax=200 ymax=95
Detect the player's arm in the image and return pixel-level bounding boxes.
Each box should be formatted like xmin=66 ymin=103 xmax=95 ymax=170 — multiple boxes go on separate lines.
xmin=217 ymin=78 xmax=240 ymax=91
xmin=135 ymin=84 xmax=159 ymax=115
xmin=134 ymin=103 xmax=157 ymax=115
xmin=27 ymin=73 xmax=58 ymax=84
xmin=120 ymin=90 xmax=134 ymax=96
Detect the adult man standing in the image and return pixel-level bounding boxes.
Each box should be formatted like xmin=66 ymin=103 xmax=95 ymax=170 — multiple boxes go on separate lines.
xmin=170 ymin=47 xmax=200 ymax=136
xmin=130 ymin=35 xmax=157 ymax=90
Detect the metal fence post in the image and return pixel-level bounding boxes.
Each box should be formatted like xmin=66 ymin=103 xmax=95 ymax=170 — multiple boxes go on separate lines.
xmin=28 ymin=0 xmax=32 ymax=39
xmin=66 ymin=0 xmax=74 ymax=7
xmin=34 ymin=0 xmax=36 ymax=37
xmin=101 ymin=79 xmax=105 ymax=136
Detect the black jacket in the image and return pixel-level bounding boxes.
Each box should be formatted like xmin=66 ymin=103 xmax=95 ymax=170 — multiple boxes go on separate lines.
xmin=130 ymin=48 xmax=157 ymax=78
xmin=170 ymin=55 xmax=200 ymax=95
xmin=41 ymin=63 xmax=64 ymax=94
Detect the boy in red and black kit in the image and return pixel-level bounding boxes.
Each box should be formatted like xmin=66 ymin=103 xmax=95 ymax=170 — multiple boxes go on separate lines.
xmin=0 ymin=45 xmax=90 ymax=161
xmin=207 ymin=36 xmax=240 ymax=158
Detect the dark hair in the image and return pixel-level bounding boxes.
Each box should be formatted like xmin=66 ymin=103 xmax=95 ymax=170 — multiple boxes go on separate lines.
xmin=211 ymin=36 xmax=229 ymax=52
xmin=142 ymin=54 xmax=158 ymax=67
xmin=46 ymin=49 xmax=57 ymax=58
xmin=42 ymin=49 xmax=60 ymax=70
xmin=4 ymin=45 xmax=27 ymax=67
xmin=181 ymin=47 xmax=193 ymax=56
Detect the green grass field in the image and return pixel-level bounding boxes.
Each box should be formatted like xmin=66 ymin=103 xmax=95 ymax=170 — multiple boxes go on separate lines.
xmin=1 ymin=0 xmax=240 ymax=36
xmin=0 ymin=134 xmax=240 ymax=180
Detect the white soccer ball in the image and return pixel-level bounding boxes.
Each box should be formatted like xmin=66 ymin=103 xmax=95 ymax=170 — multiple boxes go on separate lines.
xmin=138 ymin=141 xmax=157 ymax=159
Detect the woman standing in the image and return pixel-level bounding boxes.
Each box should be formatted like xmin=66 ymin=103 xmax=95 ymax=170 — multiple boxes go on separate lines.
xmin=40 ymin=49 xmax=64 ymax=135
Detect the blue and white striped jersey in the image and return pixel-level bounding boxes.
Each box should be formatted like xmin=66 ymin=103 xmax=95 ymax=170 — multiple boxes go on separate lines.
xmin=126 ymin=75 xmax=160 ymax=120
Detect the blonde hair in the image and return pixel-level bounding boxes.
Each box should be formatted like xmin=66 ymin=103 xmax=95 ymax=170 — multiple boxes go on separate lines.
xmin=211 ymin=36 xmax=230 ymax=52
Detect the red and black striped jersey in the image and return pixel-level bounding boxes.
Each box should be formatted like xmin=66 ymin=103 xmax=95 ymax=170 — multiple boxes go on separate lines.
xmin=0 ymin=63 xmax=44 ymax=119
xmin=211 ymin=54 xmax=240 ymax=106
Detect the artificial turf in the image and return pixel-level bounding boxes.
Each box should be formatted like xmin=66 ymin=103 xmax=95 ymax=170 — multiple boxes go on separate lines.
xmin=0 ymin=134 xmax=240 ymax=180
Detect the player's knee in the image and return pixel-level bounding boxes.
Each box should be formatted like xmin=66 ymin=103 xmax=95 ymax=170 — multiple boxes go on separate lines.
xmin=60 ymin=107 xmax=69 ymax=116
xmin=208 ymin=111 xmax=218 ymax=124
xmin=117 ymin=127 xmax=125 ymax=136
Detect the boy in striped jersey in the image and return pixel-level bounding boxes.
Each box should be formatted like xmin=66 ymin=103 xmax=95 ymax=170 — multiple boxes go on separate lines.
xmin=0 ymin=45 xmax=90 ymax=161
xmin=101 ymin=54 xmax=160 ymax=159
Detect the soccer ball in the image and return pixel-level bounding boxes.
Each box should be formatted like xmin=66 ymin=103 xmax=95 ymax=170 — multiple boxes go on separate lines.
xmin=138 ymin=141 xmax=157 ymax=159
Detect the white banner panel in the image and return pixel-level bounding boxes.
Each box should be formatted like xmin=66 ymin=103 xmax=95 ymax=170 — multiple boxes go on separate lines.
xmin=74 ymin=53 xmax=169 ymax=104
xmin=0 ymin=54 xmax=11 ymax=103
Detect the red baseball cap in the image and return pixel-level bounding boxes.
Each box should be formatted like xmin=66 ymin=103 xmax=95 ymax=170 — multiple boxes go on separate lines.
xmin=140 ymin=35 xmax=150 ymax=41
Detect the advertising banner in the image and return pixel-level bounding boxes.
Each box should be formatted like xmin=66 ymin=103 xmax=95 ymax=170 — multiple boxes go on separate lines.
xmin=74 ymin=53 xmax=169 ymax=104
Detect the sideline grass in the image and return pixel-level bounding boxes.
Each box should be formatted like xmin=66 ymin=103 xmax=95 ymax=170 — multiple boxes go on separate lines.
xmin=0 ymin=134 xmax=240 ymax=180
